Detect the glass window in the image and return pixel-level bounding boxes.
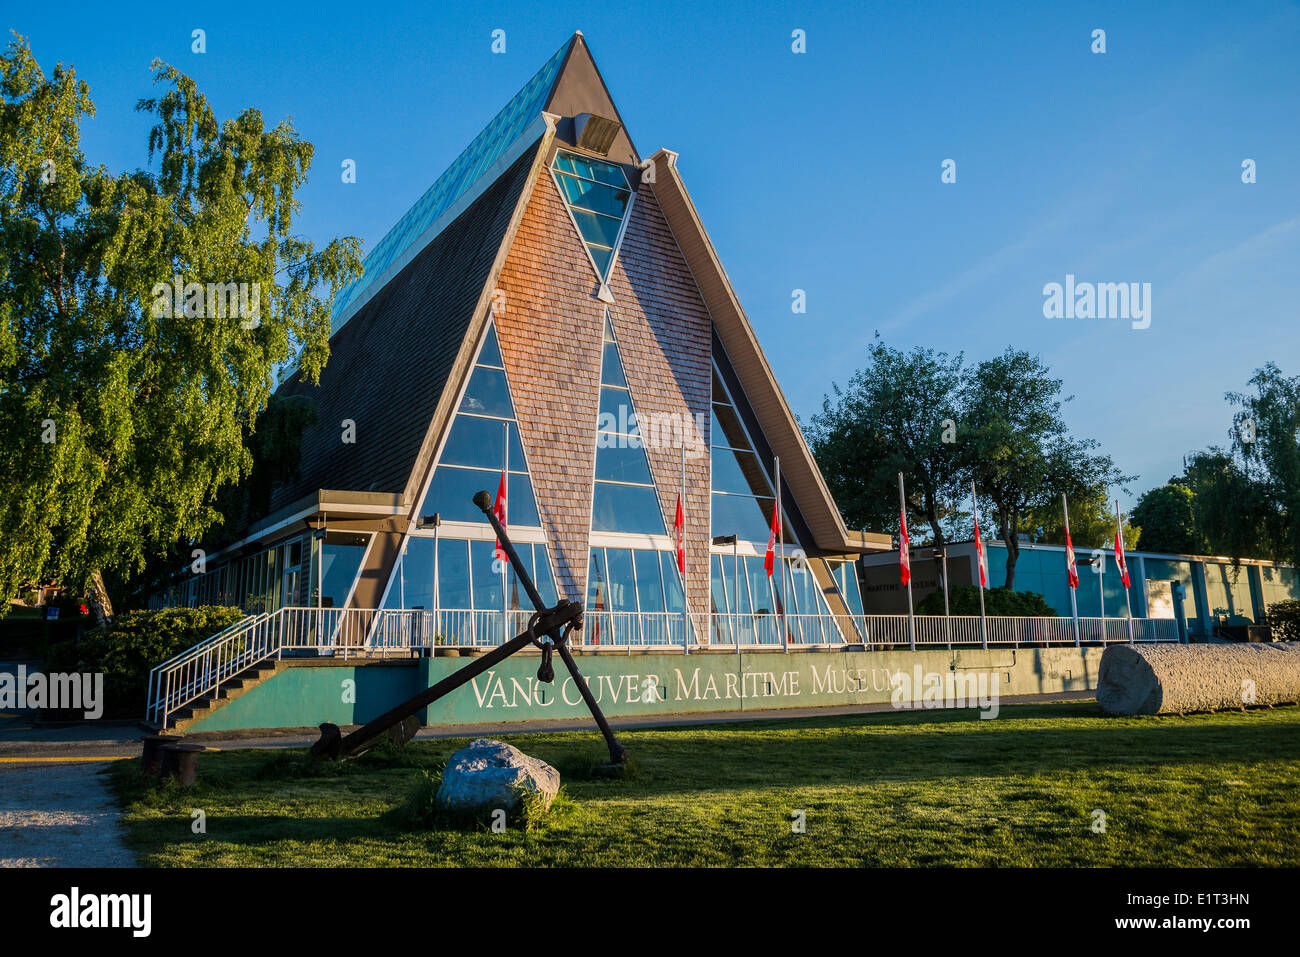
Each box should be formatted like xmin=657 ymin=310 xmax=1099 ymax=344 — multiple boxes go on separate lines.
xmin=532 ymin=545 xmax=558 ymax=607
xmin=459 ymin=366 xmax=513 ymax=418
xmin=476 ymin=325 xmax=504 ymax=368
xmin=712 ymin=492 xmax=780 ymax=544
xmin=589 ymin=246 xmax=614 ymax=277
xmin=600 ymin=342 xmax=627 ymax=388
xmin=422 ymin=466 xmax=502 ymax=524
xmin=554 ymin=152 xmax=630 ymax=188
xmin=712 ymin=446 xmax=771 ymax=497
xmin=599 ymin=386 xmax=637 ymax=431
xmin=438 ymin=538 xmax=472 ymax=610
xmin=660 ymin=551 xmax=685 ymax=613
xmin=570 ymin=208 xmax=623 ymax=249
xmin=320 ymin=534 xmax=368 ymax=609
xmin=554 ymin=171 xmax=630 ymax=218
xmin=602 ymin=548 xmax=637 ymax=612
xmin=594 ymin=443 xmax=654 ymax=485
xmin=635 ymin=550 xmax=666 ymax=613
xmin=470 ymin=540 xmax=504 ymax=612
xmin=833 ymin=560 xmax=865 ymax=616
xmin=552 ymin=151 xmax=632 ymax=280
xmin=441 ymin=414 xmax=526 ymax=470
xmin=400 ymin=539 xmax=435 ymax=610
xmin=593 ymin=482 xmax=665 ymax=535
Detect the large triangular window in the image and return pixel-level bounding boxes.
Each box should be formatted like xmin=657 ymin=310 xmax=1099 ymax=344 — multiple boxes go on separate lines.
xmin=419 ymin=322 xmax=543 ymax=526
xmin=590 ymin=315 xmax=666 ymax=535
xmin=552 ymin=150 xmax=632 ymax=280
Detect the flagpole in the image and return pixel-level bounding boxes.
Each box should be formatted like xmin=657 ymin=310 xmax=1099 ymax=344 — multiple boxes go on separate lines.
xmin=899 ymin=472 xmax=915 ymax=651
xmin=1064 ymin=493 xmax=1080 ymax=646
xmin=681 ymin=444 xmax=689 ymax=656
xmin=973 ymin=480 xmax=987 ymax=650
xmin=502 ymin=422 xmax=509 ymax=646
xmin=777 ymin=456 xmax=788 ymax=652
xmin=1118 ymin=499 xmax=1134 ymax=644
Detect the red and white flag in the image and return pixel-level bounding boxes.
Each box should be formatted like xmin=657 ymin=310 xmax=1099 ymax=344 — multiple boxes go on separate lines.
xmin=899 ymin=508 xmax=911 ymax=586
xmin=1064 ymin=496 xmax=1079 ymax=590
xmin=1114 ymin=525 xmax=1130 ymax=590
xmin=764 ymin=497 xmax=780 ymax=577
xmin=972 ymin=484 xmax=988 ymax=589
xmin=492 ymin=469 xmax=508 ymax=563
xmin=674 ymin=493 xmax=685 ymax=575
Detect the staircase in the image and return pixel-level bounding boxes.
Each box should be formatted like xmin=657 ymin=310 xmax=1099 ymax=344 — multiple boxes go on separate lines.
xmin=163 ymin=659 xmax=287 ymax=731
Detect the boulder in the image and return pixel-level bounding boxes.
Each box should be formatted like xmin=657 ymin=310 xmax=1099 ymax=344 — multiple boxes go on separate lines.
xmin=1097 ymin=641 xmax=1300 ymax=716
xmin=436 ymin=739 xmax=560 ymax=816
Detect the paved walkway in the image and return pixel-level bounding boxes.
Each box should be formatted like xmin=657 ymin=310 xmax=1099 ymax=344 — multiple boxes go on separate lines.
xmin=0 ymin=761 xmax=135 ymax=867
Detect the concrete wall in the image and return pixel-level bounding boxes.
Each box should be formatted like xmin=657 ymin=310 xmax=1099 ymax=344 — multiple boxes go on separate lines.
xmin=188 ymin=646 xmax=1106 ymax=732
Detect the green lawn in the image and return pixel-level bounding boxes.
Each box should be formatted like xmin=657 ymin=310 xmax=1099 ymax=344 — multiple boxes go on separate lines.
xmin=110 ymin=702 xmax=1300 ymax=867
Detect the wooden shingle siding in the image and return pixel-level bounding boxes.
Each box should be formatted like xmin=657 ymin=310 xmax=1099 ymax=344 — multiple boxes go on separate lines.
xmin=494 ymin=173 xmax=605 ymax=601
xmin=495 ymin=171 xmax=714 ymax=617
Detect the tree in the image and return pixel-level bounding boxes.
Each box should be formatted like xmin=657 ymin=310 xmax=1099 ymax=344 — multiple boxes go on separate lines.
xmin=808 ymin=337 xmax=965 ymax=548
xmin=1023 ymin=486 xmax=1140 ymax=551
xmin=0 ymin=35 xmax=361 ymax=615
xmin=1180 ymin=363 xmax=1300 ymax=566
xmin=959 ymin=348 xmax=1131 ymax=589
xmin=1130 ymin=479 xmax=1204 ymax=554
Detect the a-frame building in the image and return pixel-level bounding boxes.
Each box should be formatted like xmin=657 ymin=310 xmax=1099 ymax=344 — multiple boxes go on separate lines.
xmin=164 ymin=32 xmax=890 ymax=647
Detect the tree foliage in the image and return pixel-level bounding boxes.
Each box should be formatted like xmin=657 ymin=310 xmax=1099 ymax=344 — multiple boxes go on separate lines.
xmin=1130 ymin=479 xmax=1204 ymax=554
xmin=1023 ymin=486 xmax=1139 ymax=552
xmin=0 ymin=35 xmax=361 ymax=611
xmin=958 ymin=348 xmax=1131 ymax=588
xmin=807 ymin=337 xmax=964 ymax=546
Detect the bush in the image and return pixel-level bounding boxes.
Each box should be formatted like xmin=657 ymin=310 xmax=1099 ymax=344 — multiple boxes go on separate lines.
xmin=1266 ymin=599 xmax=1300 ymax=642
xmin=45 ymin=605 xmax=245 ymax=719
xmin=916 ymin=585 xmax=1058 ymax=617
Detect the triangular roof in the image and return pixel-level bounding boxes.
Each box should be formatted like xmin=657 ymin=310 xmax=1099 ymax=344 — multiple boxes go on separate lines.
xmin=256 ymin=33 xmax=879 ymax=554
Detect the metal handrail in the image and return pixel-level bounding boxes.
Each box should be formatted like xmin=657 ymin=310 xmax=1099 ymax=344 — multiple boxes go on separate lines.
xmin=146 ymin=606 xmax=1184 ymax=726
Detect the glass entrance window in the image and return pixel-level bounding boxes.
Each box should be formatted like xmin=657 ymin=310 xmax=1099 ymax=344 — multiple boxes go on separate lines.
xmin=586 ymin=546 xmax=687 ymax=646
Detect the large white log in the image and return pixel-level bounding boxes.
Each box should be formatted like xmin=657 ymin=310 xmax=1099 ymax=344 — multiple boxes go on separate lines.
xmin=1097 ymin=642 xmax=1300 ymax=716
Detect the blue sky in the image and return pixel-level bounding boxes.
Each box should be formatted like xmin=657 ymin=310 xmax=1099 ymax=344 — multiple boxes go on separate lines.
xmin=12 ymin=0 xmax=1299 ymax=507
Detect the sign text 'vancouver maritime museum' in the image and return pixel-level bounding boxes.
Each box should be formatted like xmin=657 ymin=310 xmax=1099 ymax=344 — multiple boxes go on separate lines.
xmin=147 ymin=34 xmax=1172 ymax=732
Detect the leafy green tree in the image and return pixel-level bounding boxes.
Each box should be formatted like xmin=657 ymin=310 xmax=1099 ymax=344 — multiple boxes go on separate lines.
xmin=959 ymin=348 xmax=1131 ymax=589
xmin=0 ymin=36 xmax=360 ymax=616
xmin=1023 ymin=486 xmax=1139 ymax=551
xmin=808 ymin=337 xmax=965 ymax=548
xmin=1130 ymin=479 xmax=1204 ymax=554
xmin=1181 ymin=363 xmax=1300 ymax=566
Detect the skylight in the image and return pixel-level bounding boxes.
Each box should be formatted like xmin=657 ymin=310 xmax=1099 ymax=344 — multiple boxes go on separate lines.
xmin=552 ymin=150 xmax=632 ymax=279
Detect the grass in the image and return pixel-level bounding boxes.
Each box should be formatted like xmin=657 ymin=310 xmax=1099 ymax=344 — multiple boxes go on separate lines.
xmin=109 ymin=701 xmax=1300 ymax=867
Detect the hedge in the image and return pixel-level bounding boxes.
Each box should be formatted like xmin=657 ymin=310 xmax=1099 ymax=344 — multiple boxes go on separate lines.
xmin=44 ymin=605 xmax=245 ymax=719
xmin=915 ymin=585 xmax=1058 ymax=617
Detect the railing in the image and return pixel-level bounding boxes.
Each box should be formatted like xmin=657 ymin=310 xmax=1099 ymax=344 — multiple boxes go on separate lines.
xmin=146 ymin=605 xmax=1184 ymax=727
xmin=840 ymin=614 xmax=1181 ymax=648
xmin=147 ymin=612 xmax=272 ymax=726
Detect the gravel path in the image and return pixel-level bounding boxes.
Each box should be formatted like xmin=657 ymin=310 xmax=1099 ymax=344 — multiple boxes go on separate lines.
xmin=0 ymin=762 xmax=135 ymax=867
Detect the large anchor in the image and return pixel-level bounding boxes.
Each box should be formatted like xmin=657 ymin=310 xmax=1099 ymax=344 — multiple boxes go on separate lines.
xmin=311 ymin=490 xmax=629 ymax=766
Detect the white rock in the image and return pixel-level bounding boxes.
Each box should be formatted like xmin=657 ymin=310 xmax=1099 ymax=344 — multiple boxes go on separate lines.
xmin=436 ymin=739 xmax=560 ymax=815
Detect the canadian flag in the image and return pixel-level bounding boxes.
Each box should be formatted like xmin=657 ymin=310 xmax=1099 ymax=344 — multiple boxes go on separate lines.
xmin=1064 ymin=496 xmax=1079 ymax=590
xmin=1114 ymin=527 xmax=1130 ymax=589
xmin=764 ymin=497 xmax=780 ymax=577
xmin=1066 ymin=528 xmax=1080 ymax=589
xmin=674 ymin=493 xmax=685 ymax=575
xmin=972 ymin=484 xmax=988 ymax=588
xmin=899 ymin=508 xmax=911 ymax=586
xmin=492 ymin=469 xmax=508 ymax=563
